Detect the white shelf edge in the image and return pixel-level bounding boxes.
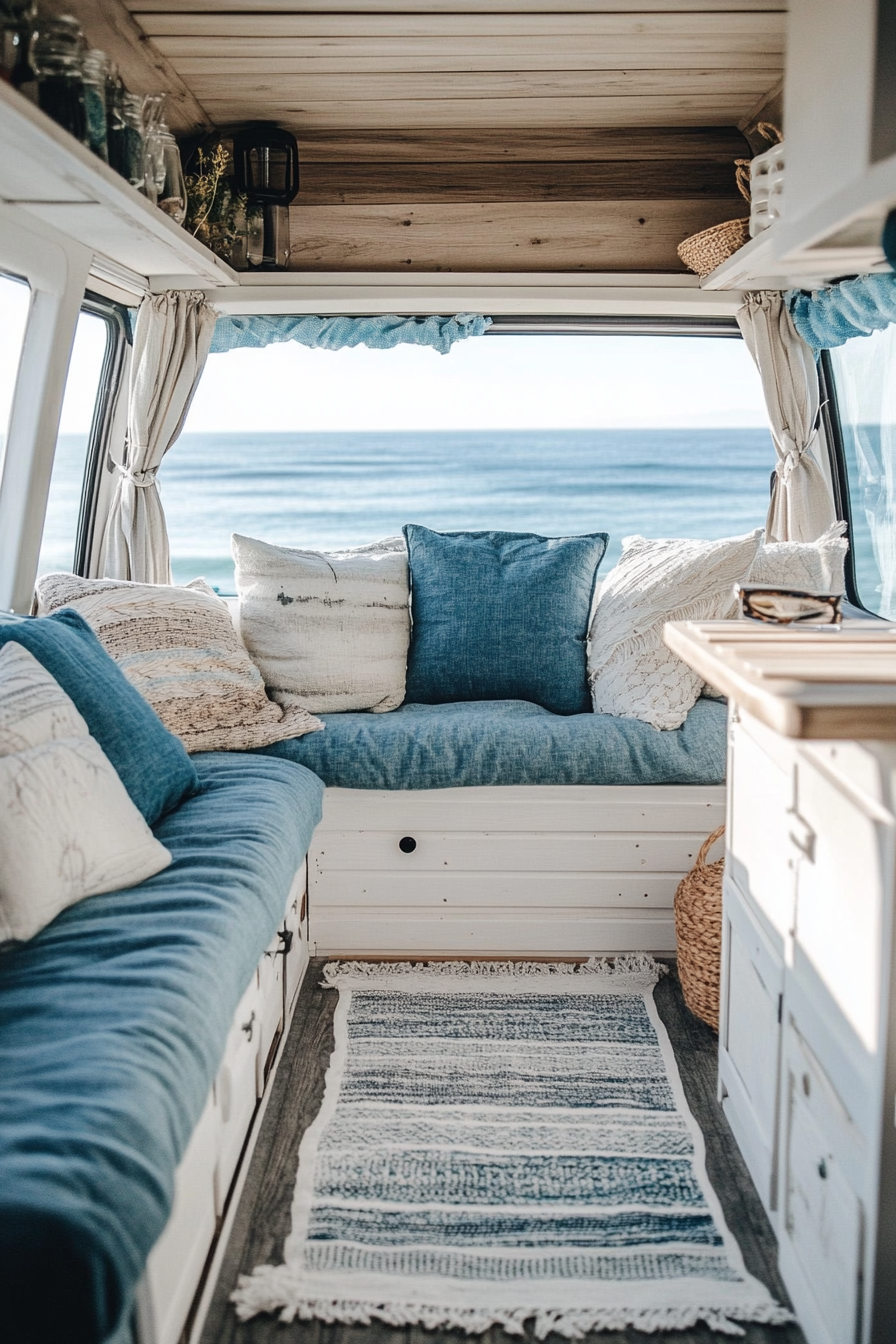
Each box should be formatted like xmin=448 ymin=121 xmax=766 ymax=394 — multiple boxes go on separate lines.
xmin=0 ymin=81 xmax=237 ymax=288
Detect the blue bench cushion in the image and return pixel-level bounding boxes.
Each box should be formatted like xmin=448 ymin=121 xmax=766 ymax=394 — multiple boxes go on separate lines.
xmin=0 ymin=752 xmax=324 ymax=1344
xmin=261 ymin=695 xmax=727 ymax=789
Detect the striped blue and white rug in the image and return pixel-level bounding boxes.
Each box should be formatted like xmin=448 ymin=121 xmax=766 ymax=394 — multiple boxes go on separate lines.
xmin=232 ymin=957 xmax=791 ymax=1336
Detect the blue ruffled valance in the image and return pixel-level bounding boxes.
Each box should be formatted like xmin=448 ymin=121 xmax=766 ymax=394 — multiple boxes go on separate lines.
xmin=209 ymin=312 xmax=491 ymax=356
xmin=786 ymin=273 xmax=896 ymax=355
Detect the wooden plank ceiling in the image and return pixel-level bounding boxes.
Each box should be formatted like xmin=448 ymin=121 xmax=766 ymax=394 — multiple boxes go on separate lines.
xmin=72 ymin=0 xmax=787 ymax=272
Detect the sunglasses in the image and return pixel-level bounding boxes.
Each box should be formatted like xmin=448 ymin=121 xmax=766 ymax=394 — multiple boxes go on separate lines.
xmin=735 ymin=584 xmax=843 ymax=625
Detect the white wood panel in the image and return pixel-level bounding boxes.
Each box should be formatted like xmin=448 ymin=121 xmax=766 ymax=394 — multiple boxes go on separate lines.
xmin=312 ymin=829 xmax=708 ymax=872
xmin=318 ymin=784 xmax=726 ymax=831
xmin=310 ymin=870 xmax=683 ymax=907
xmin=312 ymin=906 xmax=676 ymax=955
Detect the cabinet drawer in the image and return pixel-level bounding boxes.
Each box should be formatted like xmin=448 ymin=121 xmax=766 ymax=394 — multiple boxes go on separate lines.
xmin=727 ymin=715 xmax=796 ymax=943
xmin=213 ymin=977 xmax=261 ymax=1215
xmin=282 ymin=872 xmax=306 ymax=1014
xmin=780 ymin=1022 xmax=864 ymax=1344
xmin=256 ymin=945 xmax=283 ymax=1099
xmin=143 ymin=1093 xmax=217 ymax=1344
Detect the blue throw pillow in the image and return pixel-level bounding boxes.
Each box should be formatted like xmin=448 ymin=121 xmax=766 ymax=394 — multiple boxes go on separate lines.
xmin=403 ymin=525 xmax=609 ymax=715
xmin=0 ymin=609 xmax=200 ymax=825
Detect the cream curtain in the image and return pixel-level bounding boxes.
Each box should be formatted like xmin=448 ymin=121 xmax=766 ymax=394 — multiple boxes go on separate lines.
xmin=737 ymin=291 xmax=837 ymax=543
xmin=103 ymin=291 xmax=216 ymax=584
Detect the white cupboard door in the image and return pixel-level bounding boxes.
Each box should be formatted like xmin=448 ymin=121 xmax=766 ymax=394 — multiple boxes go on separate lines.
xmin=727 ymin=715 xmax=795 ymax=945
xmin=719 ymin=877 xmax=784 ymax=1215
xmin=213 ymin=977 xmax=261 ymax=1216
xmin=142 ymin=1092 xmax=218 ymax=1344
xmin=792 ymin=753 xmax=893 ymax=1059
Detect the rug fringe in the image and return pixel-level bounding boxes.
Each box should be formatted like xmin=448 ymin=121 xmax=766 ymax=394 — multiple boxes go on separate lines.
xmin=321 ymin=953 xmax=667 ymax=989
xmin=231 ymin=1268 xmax=793 ymax=1338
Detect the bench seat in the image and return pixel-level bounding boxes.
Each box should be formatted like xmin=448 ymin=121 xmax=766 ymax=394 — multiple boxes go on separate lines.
xmin=260 ymin=696 xmax=727 ymax=789
xmin=0 ymin=752 xmax=324 ymax=1344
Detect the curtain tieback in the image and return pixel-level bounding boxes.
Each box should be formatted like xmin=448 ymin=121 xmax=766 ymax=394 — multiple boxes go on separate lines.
xmin=776 ymin=428 xmax=820 ymax=481
xmin=117 ymin=463 xmax=158 ymax=488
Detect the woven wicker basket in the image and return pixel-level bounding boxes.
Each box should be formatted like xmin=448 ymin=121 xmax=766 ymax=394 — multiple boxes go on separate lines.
xmin=674 ymin=824 xmax=725 ymax=1030
xmin=677 ymin=160 xmax=752 ymax=277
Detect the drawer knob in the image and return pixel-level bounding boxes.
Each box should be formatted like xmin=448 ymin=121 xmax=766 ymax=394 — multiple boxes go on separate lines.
xmin=278 ymin=927 xmax=294 ymax=956
xmin=399 ymin=836 xmax=417 ymax=854
xmin=818 ymin=1158 xmax=828 ymax=1180
xmin=241 ymin=1011 xmax=256 ymax=1042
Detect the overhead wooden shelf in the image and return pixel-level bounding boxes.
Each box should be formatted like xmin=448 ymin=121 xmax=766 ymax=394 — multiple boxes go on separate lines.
xmin=0 ymin=81 xmax=237 ymax=287
xmin=700 ymin=209 xmax=891 ymax=291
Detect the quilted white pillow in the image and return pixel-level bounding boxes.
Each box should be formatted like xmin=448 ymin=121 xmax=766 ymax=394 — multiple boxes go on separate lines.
xmin=233 ymin=533 xmax=410 ymax=714
xmin=0 ymin=642 xmax=171 ymax=943
xmin=748 ymin=521 xmax=848 ymax=592
xmin=588 ymin=529 xmax=763 ymax=730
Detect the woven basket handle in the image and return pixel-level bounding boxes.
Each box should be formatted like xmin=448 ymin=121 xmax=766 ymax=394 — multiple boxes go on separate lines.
xmin=696 ymin=824 xmax=726 ymax=868
xmin=734 ymin=160 xmax=752 ymax=203
xmin=755 ymin=121 xmax=783 ymax=145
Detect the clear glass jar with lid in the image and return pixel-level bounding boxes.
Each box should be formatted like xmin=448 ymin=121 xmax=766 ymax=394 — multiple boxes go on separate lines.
xmin=154 ymin=126 xmax=187 ymax=224
xmin=32 ymin=14 xmax=87 ymax=144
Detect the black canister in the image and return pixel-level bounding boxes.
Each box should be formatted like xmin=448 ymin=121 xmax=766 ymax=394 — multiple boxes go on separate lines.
xmin=32 ymin=15 xmax=87 ymax=144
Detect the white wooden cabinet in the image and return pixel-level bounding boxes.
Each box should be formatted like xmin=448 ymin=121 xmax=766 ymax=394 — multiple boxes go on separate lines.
xmin=137 ymin=867 xmax=309 ymax=1344
xmin=721 ymin=706 xmax=896 ymax=1344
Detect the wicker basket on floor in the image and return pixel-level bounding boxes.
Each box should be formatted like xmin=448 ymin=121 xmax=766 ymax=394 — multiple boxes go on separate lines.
xmin=674 ymin=824 xmax=725 ymax=1031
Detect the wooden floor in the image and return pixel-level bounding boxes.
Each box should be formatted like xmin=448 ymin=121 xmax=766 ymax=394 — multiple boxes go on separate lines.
xmin=201 ymin=960 xmax=806 ymax=1344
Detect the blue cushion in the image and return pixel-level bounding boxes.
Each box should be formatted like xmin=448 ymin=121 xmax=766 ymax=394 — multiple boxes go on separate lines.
xmin=0 ymin=609 xmax=199 ymax=826
xmin=0 ymin=751 xmax=324 ymax=1344
xmin=261 ymin=696 xmax=727 ymax=789
xmin=403 ymin=525 xmax=608 ymax=715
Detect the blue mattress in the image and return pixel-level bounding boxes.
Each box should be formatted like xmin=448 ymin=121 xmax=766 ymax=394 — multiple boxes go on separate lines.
xmin=260 ymin=696 xmax=728 ymax=789
xmin=0 ymin=753 xmax=324 ymax=1344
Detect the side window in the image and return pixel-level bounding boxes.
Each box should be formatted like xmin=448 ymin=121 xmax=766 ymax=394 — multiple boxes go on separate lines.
xmin=37 ymin=305 xmax=114 ymax=578
xmin=0 ymin=272 xmax=32 ymax=481
xmin=827 ymin=324 xmax=896 ymax=618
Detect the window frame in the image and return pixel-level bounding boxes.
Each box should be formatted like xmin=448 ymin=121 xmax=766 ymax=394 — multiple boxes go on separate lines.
xmin=71 ymin=293 xmax=130 ymax=577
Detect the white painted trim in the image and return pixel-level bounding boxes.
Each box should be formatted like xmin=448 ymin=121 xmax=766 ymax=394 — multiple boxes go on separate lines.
xmin=198 ymin=272 xmax=744 ymax=316
xmin=0 ymin=202 xmax=92 ymax=612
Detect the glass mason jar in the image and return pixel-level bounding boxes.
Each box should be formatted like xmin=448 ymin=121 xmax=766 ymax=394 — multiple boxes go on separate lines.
xmin=121 ymin=91 xmax=147 ymax=191
xmin=154 ymin=127 xmax=187 ymax=224
xmin=32 ymin=15 xmax=87 ymax=144
xmin=81 ymin=48 xmax=108 ymax=161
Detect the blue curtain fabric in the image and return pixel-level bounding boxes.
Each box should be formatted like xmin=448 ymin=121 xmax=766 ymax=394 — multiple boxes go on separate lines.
xmin=786 ymin=273 xmax=896 ymax=354
xmin=209 ymin=312 xmax=492 ymax=356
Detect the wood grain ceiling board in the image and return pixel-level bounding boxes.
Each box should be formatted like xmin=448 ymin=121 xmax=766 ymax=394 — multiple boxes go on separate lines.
xmin=127 ymin=0 xmax=786 ymax=11
xmin=293 ymin=159 xmax=743 ymax=204
xmin=286 ymin=198 xmax=744 ymax=270
xmin=291 ymin=127 xmax=751 ymax=161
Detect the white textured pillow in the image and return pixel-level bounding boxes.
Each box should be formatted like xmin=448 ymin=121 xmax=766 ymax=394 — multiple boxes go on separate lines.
xmin=0 ymin=642 xmax=171 ymax=943
xmin=588 ymin=529 xmax=763 ymax=730
xmin=232 ymin=533 xmax=410 ymax=714
xmin=748 ymin=521 xmax=848 ymax=592
xmin=35 ymin=573 xmax=322 ymax=752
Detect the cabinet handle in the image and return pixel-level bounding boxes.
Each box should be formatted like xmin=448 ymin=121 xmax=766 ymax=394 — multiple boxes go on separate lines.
xmin=399 ymin=836 xmax=417 ymax=854
xmin=241 ymin=1011 xmax=256 ymax=1042
xmin=787 ymin=810 xmax=816 ymax=863
xmin=818 ymin=1158 xmax=828 ymax=1180
xmin=278 ymin=927 xmax=294 ymax=956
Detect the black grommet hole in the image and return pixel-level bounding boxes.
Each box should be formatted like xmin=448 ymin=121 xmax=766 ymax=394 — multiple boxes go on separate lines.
xmin=399 ymin=836 xmax=417 ymax=854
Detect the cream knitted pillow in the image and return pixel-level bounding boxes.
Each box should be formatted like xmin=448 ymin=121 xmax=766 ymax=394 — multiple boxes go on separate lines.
xmin=0 ymin=642 xmax=171 ymax=942
xmin=35 ymin=574 xmax=322 ymax=752
xmin=588 ymin=529 xmax=763 ymax=730
xmin=232 ymin=533 xmax=410 ymax=714
xmin=748 ymin=521 xmax=848 ymax=592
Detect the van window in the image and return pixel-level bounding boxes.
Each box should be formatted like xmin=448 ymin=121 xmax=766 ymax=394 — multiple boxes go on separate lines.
xmin=37 ymin=307 xmax=112 ymax=577
xmin=828 ymin=323 xmax=896 ymax=618
xmin=0 ymin=272 xmax=31 ymax=481
xmin=161 ymin=332 xmax=771 ymax=593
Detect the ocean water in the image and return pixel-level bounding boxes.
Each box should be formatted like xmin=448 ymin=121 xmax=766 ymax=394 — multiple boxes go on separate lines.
xmin=40 ymin=428 xmax=776 ymax=592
